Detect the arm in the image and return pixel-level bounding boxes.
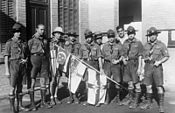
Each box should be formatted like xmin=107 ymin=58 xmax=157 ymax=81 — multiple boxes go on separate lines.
xmin=5 ymin=56 xmax=10 ymax=77
xmin=4 ymin=41 xmax=11 ymax=77
xmin=154 ymin=43 xmax=169 ymax=66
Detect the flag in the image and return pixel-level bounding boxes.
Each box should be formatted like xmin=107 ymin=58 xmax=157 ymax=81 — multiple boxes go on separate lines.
xmin=50 ymin=45 xmax=59 ymax=75
xmin=87 ymin=68 xmax=107 ymax=105
xmin=68 ymin=56 xmax=86 ymax=93
xmin=57 ymin=47 xmax=71 ymax=73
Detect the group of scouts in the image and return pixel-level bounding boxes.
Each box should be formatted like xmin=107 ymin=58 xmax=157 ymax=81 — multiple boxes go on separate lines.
xmin=4 ymin=22 xmax=169 ymax=113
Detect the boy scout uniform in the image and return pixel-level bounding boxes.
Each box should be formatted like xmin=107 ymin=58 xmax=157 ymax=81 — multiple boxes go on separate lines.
xmin=64 ymin=32 xmax=81 ymax=104
xmin=122 ymin=26 xmax=144 ymax=108
xmin=4 ymin=22 xmax=29 ymax=112
xmin=79 ymin=29 xmax=102 ymax=105
xmin=101 ymin=29 xmax=123 ymax=104
xmin=79 ymin=41 xmax=101 ymax=70
xmin=28 ymin=34 xmax=49 ymax=79
xmin=50 ymin=27 xmax=65 ymax=106
xmin=28 ymin=28 xmax=51 ymax=110
xmin=140 ymin=27 xmax=169 ymax=113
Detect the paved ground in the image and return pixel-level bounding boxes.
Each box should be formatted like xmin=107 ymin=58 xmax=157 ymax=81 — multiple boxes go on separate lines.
xmin=0 ymin=93 xmax=175 ymax=113
xmin=0 ymin=63 xmax=175 ymax=113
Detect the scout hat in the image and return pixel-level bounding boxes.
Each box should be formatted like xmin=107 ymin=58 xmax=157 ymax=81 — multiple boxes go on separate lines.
xmin=94 ymin=31 xmax=102 ymax=40
xmin=84 ymin=29 xmax=93 ymax=39
xmin=107 ymin=29 xmax=115 ymax=38
xmin=67 ymin=31 xmax=79 ymax=37
xmin=52 ymin=27 xmax=64 ymax=36
xmin=12 ymin=22 xmax=22 ymax=33
xmin=146 ymin=27 xmax=161 ymax=36
xmin=127 ymin=26 xmax=136 ymax=35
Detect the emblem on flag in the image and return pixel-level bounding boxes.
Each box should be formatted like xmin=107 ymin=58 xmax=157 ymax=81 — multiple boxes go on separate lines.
xmin=57 ymin=47 xmax=69 ymax=65
xmin=87 ymin=68 xmax=107 ymax=105
xmin=68 ymin=56 xmax=86 ymax=93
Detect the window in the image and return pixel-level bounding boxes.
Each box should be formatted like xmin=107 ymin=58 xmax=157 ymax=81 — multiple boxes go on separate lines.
xmin=58 ymin=0 xmax=79 ymax=34
xmin=0 ymin=0 xmax=15 ymax=53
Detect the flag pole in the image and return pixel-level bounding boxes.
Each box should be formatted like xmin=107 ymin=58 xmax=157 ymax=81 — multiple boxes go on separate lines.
xmin=74 ymin=57 xmax=128 ymax=91
xmin=56 ymin=46 xmax=128 ymax=91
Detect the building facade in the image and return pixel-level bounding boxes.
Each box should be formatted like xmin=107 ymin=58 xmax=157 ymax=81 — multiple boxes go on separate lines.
xmin=0 ymin=0 xmax=175 ymax=86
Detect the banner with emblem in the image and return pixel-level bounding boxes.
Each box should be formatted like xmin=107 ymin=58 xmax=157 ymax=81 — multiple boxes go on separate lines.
xmin=57 ymin=47 xmax=71 ymax=73
xmin=87 ymin=68 xmax=107 ymax=105
xmin=68 ymin=56 xmax=87 ymax=93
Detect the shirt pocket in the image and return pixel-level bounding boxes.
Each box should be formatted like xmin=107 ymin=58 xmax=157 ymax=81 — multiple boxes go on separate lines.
xmin=113 ymin=48 xmax=119 ymax=56
xmin=11 ymin=44 xmax=20 ymax=54
xmin=91 ymin=48 xmax=97 ymax=56
xmin=130 ymin=44 xmax=139 ymax=55
xmin=82 ymin=49 xmax=89 ymax=58
xmin=153 ymin=47 xmax=161 ymax=55
xmin=32 ymin=42 xmax=39 ymax=50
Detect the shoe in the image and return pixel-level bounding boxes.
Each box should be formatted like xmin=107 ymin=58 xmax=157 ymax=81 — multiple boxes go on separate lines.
xmin=50 ymin=98 xmax=56 ymax=106
xmin=67 ymin=98 xmax=74 ymax=104
xmin=40 ymin=89 xmax=52 ymax=109
xmin=95 ymin=103 xmax=101 ymax=107
xmin=55 ymin=97 xmax=62 ymax=104
xmin=129 ymin=92 xmax=141 ymax=109
xmin=82 ymin=102 xmax=88 ymax=106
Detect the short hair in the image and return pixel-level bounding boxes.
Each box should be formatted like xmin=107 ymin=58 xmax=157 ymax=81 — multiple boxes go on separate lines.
xmin=116 ymin=25 xmax=124 ymax=31
xmin=36 ymin=24 xmax=45 ymax=29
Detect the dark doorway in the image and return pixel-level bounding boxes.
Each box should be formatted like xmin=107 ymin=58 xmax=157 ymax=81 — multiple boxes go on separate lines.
xmin=26 ymin=0 xmax=50 ymax=40
xmin=119 ymin=0 xmax=142 ymax=26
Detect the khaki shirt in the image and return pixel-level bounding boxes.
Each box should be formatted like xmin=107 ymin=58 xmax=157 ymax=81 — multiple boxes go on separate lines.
xmin=101 ymin=41 xmax=122 ymax=62
xmin=28 ymin=33 xmax=49 ymax=54
xmin=123 ymin=38 xmax=144 ymax=59
xmin=143 ymin=40 xmax=169 ymax=61
xmin=4 ymin=38 xmax=28 ymax=60
xmin=64 ymin=41 xmax=81 ymax=56
xmin=79 ymin=42 xmax=101 ymax=60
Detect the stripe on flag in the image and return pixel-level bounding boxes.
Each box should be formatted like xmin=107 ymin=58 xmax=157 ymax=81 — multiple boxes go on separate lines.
xmin=87 ymin=68 xmax=107 ymax=105
xmin=68 ymin=56 xmax=86 ymax=93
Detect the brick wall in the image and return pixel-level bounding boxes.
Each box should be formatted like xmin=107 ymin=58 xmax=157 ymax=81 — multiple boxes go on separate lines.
xmin=142 ymin=0 xmax=175 ymax=87
xmin=88 ymin=0 xmax=117 ymax=32
xmin=50 ymin=0 xmax=58 ymax=35
xmin=142 ymin=0 xmax=175 ymax=43
xmin=16 ymin=0 xmax=26 ymax=26
xmin=79 ymin=0 xmax=119 ymax=43
xmin=79 ymin=0 xmax=89 ymax=43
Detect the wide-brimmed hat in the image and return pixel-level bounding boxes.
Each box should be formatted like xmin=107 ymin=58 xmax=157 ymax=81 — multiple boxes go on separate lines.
xmin=146 ymin=27 xmax=161 ymax=36
xmin=94 ymin=31 xmax=102 ymax=40
xmin=67 ymin=31 xmax=79 ymax=37
xmin=12 ymin=22 xmax=22 ymax=33
xmin=52 ymin=27 xmax=64 ymax=35
xmin=127 ymin=26 xmax=136 ymax=35
xmin=107 ymin=29 xmax=115 ymax=38
xmin=84 ymin=29 xmax=93 ymax=39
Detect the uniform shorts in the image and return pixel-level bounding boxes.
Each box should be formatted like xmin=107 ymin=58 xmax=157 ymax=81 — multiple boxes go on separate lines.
xmin=30 ymin=55 xmax=49 ymax=79
xmin=123 ymin=60 xmax=139 ymax=83
xmin=143 ymin=63 xmax=163 ymax=86
xmin=103 ymin=61 xmax=121 ymax=83
xmin=9 ymin=60 xmax=25 ymax=92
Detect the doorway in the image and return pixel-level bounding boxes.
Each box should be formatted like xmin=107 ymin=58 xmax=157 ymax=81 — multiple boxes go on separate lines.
xmin=26 ymin=0 xmax=50 ymax=40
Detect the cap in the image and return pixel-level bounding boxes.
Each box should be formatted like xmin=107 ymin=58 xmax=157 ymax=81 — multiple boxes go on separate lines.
xmin=52 ymin=27 xmax=64 ymax=35
xmin=67 ymin=31 xmax=79 ymax=37
xmin=127 ymin=26 xmax=136 ymax=35
xmin=12 ymin=22 xmax=22 ymax=33
xmin=107 ymin=29 xmax=115 ymax=38
xmin=84 ymin=29 xmax=93 ymax=38
xmin=94 ymin=31 xmax=102 ymax=40
xmin=146 ymin=27 xmax=161 ymax=36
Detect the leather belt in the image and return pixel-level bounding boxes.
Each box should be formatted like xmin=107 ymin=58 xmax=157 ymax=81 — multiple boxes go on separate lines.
xmin=31 ymin=53 xmax=45 ymax=56
xmin=144 ymin=60 xmax=155 ymax=64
